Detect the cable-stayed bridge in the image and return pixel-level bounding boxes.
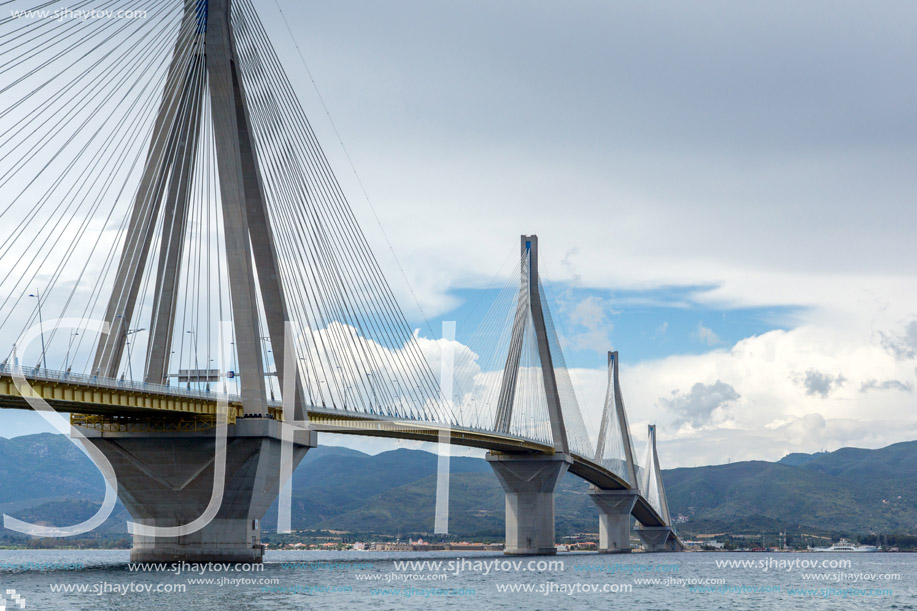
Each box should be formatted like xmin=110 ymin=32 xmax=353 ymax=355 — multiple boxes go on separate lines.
xmin=0 ymin=0 xmax=682 ymax=560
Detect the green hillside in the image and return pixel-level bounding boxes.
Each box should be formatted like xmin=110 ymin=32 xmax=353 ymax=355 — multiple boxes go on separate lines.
xmin=2 ymin=433 xmax=916 ymax=540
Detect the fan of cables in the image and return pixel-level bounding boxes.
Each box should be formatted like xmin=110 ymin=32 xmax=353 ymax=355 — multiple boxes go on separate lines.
xmin=0 ymin=0 xmax=455 ymax=426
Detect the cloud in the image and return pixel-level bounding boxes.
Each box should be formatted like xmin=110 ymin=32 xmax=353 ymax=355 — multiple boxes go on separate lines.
xmin=659 ymin=380 xmax=740 ymax=427
xmin=860 ymin=379 xmax=914 ymax=393
xmin=560 ymin=247 xmax=582 ymax=284
xmin=694 ymin=322 xmax=722 ymax=346
xmin=797 ymin=369 xmax=846 ymax=398
xmin=880 ymin=320 xmax=917 ymax=361
xmin=655 ymin=414 xmax=917 ymax=468
xmin=561 ymin=295 xmax=614 ymax=354
xmin=286 ymin=311 xmax=917 ymax=470
xmin=778 ymin=413 xmax=828 ymax=446
xmin=614 ymin=324 xmax=917 ymax=467
xmin=654 ymin=321 xmax=668 ymax=338
xmin=266 ymin=0 xmax=917 ymax=336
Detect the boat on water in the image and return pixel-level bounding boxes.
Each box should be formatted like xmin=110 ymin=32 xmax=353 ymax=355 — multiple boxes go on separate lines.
xmin=809 ymin=538 xmax=878 ymax=552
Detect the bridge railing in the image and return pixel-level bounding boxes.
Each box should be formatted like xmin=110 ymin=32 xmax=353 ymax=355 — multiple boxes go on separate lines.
xmin=0 ymin=363 xmax=556 ymax=446
xmin=0 ymin=363 xmax=230 ymax=402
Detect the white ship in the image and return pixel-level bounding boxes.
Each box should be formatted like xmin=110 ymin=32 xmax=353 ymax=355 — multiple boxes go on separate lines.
xmin=810 ymin=538 xmax=878 ymax=552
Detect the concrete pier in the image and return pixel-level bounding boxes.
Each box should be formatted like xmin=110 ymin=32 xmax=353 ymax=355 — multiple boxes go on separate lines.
xmin=588 ymin=488 xmax=638 ymax=553
xmin=77 ymin=419 xmax=315 ymax=563
xmin=636 ymin=526 xmax=681 ymax=552
xmin=486 ymin=452 xmax=572 ymax=555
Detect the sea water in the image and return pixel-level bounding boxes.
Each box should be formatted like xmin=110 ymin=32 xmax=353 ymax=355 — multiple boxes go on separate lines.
xmin=1 ymin=549 xmax=915 ymax=610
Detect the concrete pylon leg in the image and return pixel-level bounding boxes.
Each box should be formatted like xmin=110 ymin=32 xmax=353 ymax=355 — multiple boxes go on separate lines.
xmin=486 ymin=453 xmax=572 ymax=555
xmin=636 ymin=526 xmax=680 ymax=552
xmin=588 ymin=488 xmax=637 ymax=553
xmin=78 ymin=420 xmax=315 ymax=563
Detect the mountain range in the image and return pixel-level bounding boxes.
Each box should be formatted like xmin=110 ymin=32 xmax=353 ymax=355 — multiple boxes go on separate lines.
xmin=1 ymin=433 xmax=915 ymax=540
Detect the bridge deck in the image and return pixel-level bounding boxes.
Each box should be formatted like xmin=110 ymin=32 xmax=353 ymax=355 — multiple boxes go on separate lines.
xmin=0 ymin=370 xmax=667 ymax=527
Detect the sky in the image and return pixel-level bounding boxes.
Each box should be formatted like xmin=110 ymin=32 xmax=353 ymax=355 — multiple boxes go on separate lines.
xmin=2 ymin=0 xmax=916 ymax=469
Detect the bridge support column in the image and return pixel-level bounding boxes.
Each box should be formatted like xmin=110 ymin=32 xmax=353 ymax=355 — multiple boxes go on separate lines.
xmin=486 ymin=453 xmax=572 ymax=555
xmin=636 ymin=526 xmax=682 ymax=552
xmin=77 ymin=419 xmax=315 ymax=563
xmin=588 ymin=488 xmax=637 ymax=553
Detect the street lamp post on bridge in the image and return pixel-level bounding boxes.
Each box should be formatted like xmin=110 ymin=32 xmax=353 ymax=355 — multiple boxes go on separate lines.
xmin=27 ymin=293 xmax=47 ymax=371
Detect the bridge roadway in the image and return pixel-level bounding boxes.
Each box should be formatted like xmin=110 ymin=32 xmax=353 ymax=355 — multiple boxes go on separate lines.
xmin=0 ymin=366 xmax=666 ymax=528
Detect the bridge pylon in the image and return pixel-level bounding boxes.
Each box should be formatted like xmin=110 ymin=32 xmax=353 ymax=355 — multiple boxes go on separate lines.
xmin=593 ymin=352 xmax=638 ymax=485
xmin=492 ymin=235 xmax=569 ymax=453
xmin=78 ymin=0 xmax=316 ymax=562
xmin=91 ymin=0 xmax=305 ymax=419
xmin=635 ymin=424 xmax=684 ymax=552
xmin=588 ymin=351 xmax=639 ymax=553
xmin=486 ymin=235 xmax=571 ymax=555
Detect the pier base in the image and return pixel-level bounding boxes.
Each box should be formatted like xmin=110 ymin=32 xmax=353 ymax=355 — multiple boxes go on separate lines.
xmin=588 ymin=488 xmax=638 ymax=553
xmin=486 ymin=453 xmax=572 ymax=555
xmin=77 ymin=418 xmax=315 ymax=563
xmin=636 ymin=526 xmax=682 ymax=552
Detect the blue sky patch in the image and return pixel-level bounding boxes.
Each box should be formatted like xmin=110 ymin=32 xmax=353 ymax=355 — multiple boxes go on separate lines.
xmin=415 ymin=284 xmax=804 ymax=369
